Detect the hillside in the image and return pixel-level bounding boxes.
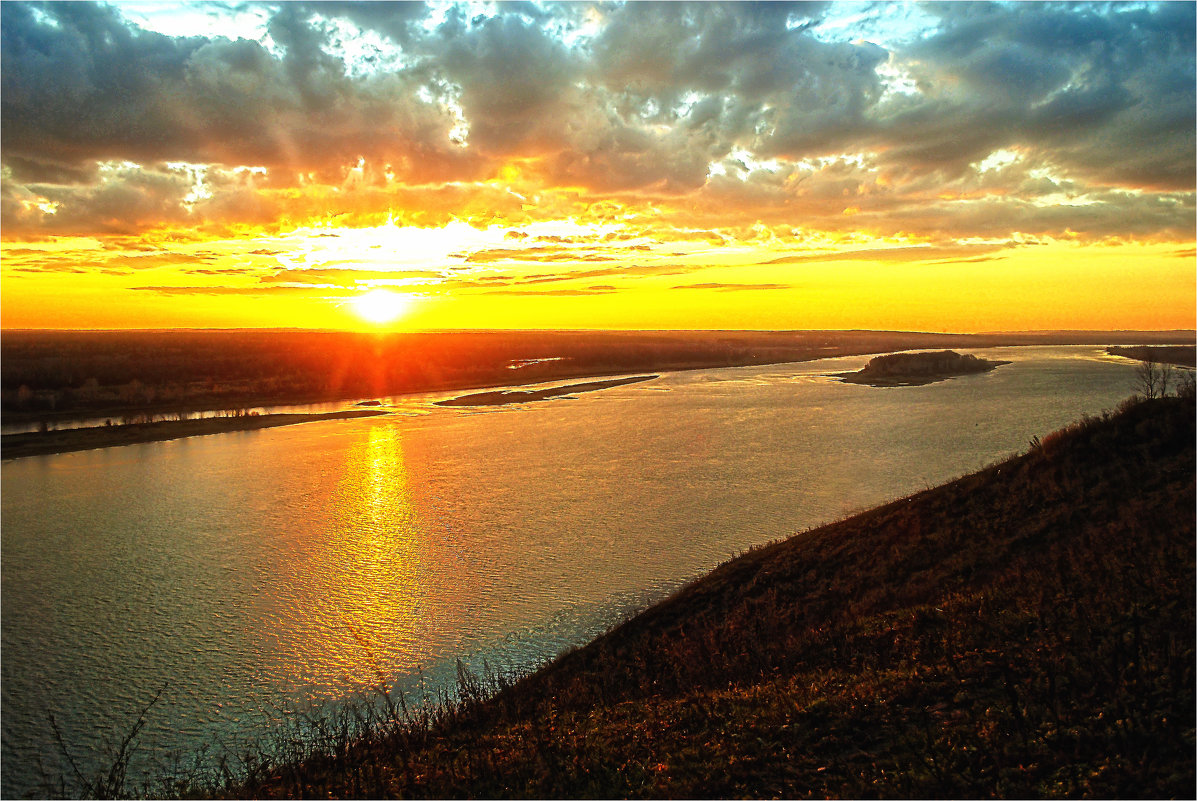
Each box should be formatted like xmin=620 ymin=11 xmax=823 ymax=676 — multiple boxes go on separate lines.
xmin=221 ymin=395 xmax=1195 ymax=799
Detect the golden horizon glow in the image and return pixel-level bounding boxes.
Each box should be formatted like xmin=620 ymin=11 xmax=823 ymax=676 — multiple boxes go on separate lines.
xmin=1 ymin=233 xmax=1192 ymax=333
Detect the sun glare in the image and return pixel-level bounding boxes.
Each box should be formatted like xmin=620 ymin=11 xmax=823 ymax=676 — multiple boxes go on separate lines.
xmin=351 ymin=289 xmax=412 ymax=325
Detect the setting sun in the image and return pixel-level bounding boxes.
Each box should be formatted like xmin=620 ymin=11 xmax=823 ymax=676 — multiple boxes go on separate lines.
xmin=1 ymin=3 xmax=1194 ymax=797
xmin=350 ymin=289 xmax=412 ymax=326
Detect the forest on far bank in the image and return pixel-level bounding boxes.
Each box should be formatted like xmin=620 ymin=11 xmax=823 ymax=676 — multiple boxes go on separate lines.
xmin=3 ymin=328 xmax=1192 ymax=424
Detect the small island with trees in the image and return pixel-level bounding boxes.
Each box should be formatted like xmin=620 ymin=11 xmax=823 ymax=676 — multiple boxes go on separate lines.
xmin=834 ymin=350 xmax=1011 ymax=387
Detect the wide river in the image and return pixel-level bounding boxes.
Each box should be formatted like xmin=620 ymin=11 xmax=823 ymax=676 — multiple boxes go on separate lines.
xmin=1 ymin=346 xmax=1147 ymax=796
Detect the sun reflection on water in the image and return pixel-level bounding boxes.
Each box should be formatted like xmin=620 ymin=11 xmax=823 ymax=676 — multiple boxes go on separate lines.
xmin=262 ymin=423 xmax=431 ymax=699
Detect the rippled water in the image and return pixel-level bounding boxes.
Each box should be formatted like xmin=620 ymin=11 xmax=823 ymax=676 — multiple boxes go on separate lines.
xmin=1 ymin=347 xmax=1145 ymax=796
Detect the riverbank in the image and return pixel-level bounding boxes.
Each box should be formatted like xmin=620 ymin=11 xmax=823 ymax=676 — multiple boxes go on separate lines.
xmin=1107 ymin=344 xmax=1196 ymax=367
xmin=206 ymin=394 xmax=1194 ymax=799
xmin=0 ymin=410 xmax=390 ymax=460
xmin=435 ymin=375 xmax=658 ymax=406
xmin=6 ymin=329 xmax=1192 ymax=428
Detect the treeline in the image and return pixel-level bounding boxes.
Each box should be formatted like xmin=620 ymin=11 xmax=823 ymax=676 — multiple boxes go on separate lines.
xmin=858 ymin=349 xmax=998 ymax=377
xmin=2 ymin=329 xmax=1192 ymax=422
xmin=0 ymin=329 xmax=982 ymax=421
xmin=1107 ymin=344 xmax=1196 ymax=367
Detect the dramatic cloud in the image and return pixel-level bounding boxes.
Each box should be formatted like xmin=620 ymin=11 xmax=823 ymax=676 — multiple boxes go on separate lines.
xmin=479 ymin=286 xmax=618 ymax=296
xmin=3 ymin=1 xmax=1192 ymax=243
xmin=1 ymin=2 xmax=1193 ymax=332
xmin=765 ymin=244 xmax=1016 ymax=265
xmin=258 ymin=267 xmax=446 ymax=285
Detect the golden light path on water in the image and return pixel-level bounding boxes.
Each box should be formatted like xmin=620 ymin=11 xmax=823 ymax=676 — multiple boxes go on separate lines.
xmin=257 ymin=425 xmax=432 ymax=694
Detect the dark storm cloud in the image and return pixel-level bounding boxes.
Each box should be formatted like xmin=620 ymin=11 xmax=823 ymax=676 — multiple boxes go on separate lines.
xmin=300 ymin=1 xmax=431 ymax=46
xmin=0 ymin=0 xmax=478 ymax=184
xmin=0 ymin=2 xmax=203 ymax=171
xmin=432 ymin=8 xmax=582 ymax=157
xmin=539 ymin=1 xmax=877 ymax=192
xmin=1 ymin=1 xmax=1192 ymax=241
xmin=864 ymin=2 xmax=1196 ymax=189
xmin=590 ymin=1 xmax=840 ymax=111
xmin=2 ymin=162 xmax=197 ymax=234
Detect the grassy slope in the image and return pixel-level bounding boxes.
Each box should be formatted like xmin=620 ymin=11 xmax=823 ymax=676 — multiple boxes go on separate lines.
xmin=231 ymin=396 xmax=1195 ymax=799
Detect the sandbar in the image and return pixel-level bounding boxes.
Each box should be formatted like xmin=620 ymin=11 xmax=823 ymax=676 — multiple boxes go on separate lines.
xmin=436 ymin=375 xmax=658 ymax=406
xmin=1 ymin=409 xmax=390 ymax=460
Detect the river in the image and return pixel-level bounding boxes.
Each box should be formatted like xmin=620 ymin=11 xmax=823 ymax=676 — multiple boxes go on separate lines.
xmin=0 ymin=346 xmax=1146 ymax=796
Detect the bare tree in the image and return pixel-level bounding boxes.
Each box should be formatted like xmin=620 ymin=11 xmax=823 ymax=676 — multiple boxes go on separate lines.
xmin=1178 ymin=369 xmax=1196 ymax=399
xmin=1135 ymin=356 xmax=1174 ymax=399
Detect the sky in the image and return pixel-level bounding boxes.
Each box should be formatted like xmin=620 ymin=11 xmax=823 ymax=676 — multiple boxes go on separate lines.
xmin=1 ymin=0 xmax=1194 ymax=332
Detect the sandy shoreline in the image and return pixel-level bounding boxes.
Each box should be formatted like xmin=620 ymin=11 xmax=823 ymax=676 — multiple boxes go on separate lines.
xmin=435 ymin=375 xmax=659 ymax=406
xmin=2 ymin=374 xmax=661 ymax=458
xmin=0 ymin=410 xmax=390 ymax=460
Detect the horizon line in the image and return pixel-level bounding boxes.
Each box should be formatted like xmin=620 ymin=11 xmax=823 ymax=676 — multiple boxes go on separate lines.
xmin=2 ymin=327 xmax=1194 ymax=337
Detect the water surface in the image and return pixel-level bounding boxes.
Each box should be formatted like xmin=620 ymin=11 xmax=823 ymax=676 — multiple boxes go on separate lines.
xmin=1 ymin=346 xmax=1144 ymax=795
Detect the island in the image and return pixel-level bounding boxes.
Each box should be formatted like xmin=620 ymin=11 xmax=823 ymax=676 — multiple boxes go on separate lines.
xmin=0 ymin=409 xmax=390 ymax=460
xmin=834 ymin=350 xmax=1011 ymax=387
xmin=436 ymin=375 xmax=658 ymax=407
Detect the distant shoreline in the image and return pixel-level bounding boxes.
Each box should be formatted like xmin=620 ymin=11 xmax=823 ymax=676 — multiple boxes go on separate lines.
xmin=1106 ymin=345 xmax=1196 ymax=368
xmin=0 ymin=410 xmax=390 ymax=460
xmin=435 ymin=375 xmax=658 ymax=406
xmin=5 ymin=330 xmax=1192 ymax=430
xmin=1 ymin=374 xmax=663 ymax=457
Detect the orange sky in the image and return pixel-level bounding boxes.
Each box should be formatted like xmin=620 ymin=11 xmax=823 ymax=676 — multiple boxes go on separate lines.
xmin=2 ymin=2 xmax=1194 ymax=332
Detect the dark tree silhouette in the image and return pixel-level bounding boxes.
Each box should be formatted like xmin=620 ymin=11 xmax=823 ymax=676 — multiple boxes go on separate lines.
xmin=1134 ymin=357 xmax=1173 ymax=399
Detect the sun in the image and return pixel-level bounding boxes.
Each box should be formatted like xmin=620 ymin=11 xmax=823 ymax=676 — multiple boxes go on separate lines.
xmin=350 ymin=289 xmax=412 ymax=325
